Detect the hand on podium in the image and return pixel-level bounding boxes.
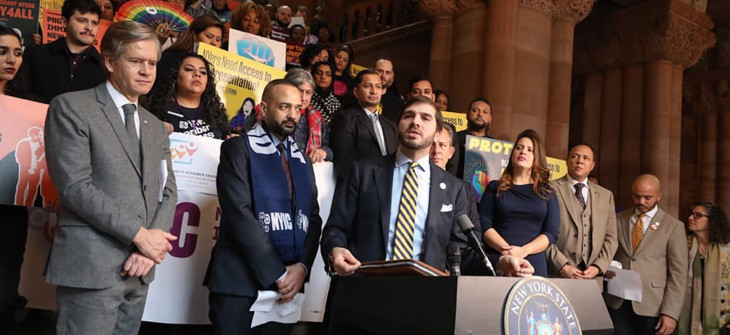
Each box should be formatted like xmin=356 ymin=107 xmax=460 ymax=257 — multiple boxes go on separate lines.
xmin=331 ymin=247 xmax=361 ymax=276
xmin=497 ymin=255 xmax=534 ymax=277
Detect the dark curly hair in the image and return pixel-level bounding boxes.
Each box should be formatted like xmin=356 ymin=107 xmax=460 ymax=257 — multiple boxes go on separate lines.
xmin=299 ymin=44 xmax=330 ymax=70
xmin=497 ymin=129 xmax=553 ymax=199
xmin=144 ymin=53 xmax=230 ymax=136
xmin=688 ymin=202 xmax=730 ymax=244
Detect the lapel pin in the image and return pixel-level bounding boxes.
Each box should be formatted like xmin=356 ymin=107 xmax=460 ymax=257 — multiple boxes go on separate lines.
xmin=440 ymin=182 xmax=446 ymax=190
xmin=650 ymin=222 xmax=660 ymax=230
xmin=143 ymin=119 xmax=148 ymax=125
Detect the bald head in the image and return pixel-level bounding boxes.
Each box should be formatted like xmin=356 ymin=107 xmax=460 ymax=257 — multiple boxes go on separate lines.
xmin=631 ymin=174 xmax=662 ymax=213
xmin=374 ymin=58 xmax=394 ymax=88
xmin=275 ymin=5 xmax=292 ymax=25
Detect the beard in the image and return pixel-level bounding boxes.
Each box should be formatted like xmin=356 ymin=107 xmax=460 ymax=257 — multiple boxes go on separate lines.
xmin=399 ymin=128 xmax=435 ymax=151
xmin=467 ymin=121 xmax=490 ymax=133
xmin=266 ymin=118 xmax=297 ymax=138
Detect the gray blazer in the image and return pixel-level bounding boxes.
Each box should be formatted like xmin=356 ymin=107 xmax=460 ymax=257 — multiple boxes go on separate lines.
xmin=44 ymin=83 xmax=177 ymax=289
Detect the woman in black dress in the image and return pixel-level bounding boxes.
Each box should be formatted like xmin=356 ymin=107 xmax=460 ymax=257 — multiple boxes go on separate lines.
xmin=479 ymin=129 xmax=560 ymax=276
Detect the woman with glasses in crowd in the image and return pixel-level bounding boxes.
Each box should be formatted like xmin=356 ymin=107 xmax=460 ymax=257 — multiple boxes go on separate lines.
xmin=145 ymin=53 xmax=230 ymax=139
xmin=285 ymin=68 xmax=331 ymax=163
xmin=679 ymin=202 xmax=730 ymax=334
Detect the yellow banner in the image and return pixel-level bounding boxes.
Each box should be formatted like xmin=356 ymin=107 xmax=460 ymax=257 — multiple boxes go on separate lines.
xmin=463 ymin=135 xmax=567 ymax=198
xmin=442 ymin=111 xmax=467 ymax=132
xmin=351 ymin=64 xmax=367 ymax=77
xmin=197 ymin=43 xmax=286 ymax=119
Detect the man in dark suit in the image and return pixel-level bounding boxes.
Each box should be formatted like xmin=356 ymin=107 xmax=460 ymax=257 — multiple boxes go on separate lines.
xmin=321 ymin=96 xmax=533 ymax=276
xmin=19 ymin=0 xmax=106 ymax=103
xmin=204 ymin=79 xmax=322 ymax=334
xmin=329 ymin=69 xmax=398 ymax=182
xmin=44 ymin=22 xmax=178 ymax=334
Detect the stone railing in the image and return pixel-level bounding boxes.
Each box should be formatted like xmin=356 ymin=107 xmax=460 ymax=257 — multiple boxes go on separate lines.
xmin=326 ymin=0 xmax=421 ymax=42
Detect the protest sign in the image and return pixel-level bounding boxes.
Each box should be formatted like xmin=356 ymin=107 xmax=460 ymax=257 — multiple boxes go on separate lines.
xmin=198 ymin=42 xmax=285 ymax=119
xmin=228 ymin=28 xmax=286 ymax=70
xmin=463 ymin=135 xmax=567 ymax=198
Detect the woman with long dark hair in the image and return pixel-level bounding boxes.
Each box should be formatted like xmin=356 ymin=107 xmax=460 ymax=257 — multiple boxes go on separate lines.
xmin=145 ymin=53 xmax=230 ymax=139
xmin=0 ymin=26 xmax=26 ymax=97
xmin=309 ymin=61 xmax=341 ymax=124
xmin=679 ymin=202 xmax=730 ymax=334
xmin=299 ymin=44 xmax=329 ymax=71
xmin=332 ymin=44 xmax=355 ymax=106
xmin=153 ymin=14 xmax=224 ymax=95
xmin=479 ymin=129 xmax=560 ymax=276
xmin=0 ymin=26 xmax=34 ymax=333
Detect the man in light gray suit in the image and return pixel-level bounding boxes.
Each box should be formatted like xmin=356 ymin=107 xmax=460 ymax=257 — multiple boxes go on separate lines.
xmin=547 ymin=144 xmax=618 ymax=279
xmin=44 ymin=21 xmax=178 ymax=335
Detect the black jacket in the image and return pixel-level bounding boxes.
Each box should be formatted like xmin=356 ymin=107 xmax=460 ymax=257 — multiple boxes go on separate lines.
xmin=19 ymin=38 xmax=105 ymax=103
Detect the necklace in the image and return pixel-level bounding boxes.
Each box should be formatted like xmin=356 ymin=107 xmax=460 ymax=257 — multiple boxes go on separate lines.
xmin=698 ymin=244 xmax=708 ymax=259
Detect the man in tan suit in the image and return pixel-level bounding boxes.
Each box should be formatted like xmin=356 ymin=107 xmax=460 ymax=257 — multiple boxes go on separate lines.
xmin=605 ymin=174 xmax=687 ymax=335
xmin=547 ymin=144 xmax=618 ymax=279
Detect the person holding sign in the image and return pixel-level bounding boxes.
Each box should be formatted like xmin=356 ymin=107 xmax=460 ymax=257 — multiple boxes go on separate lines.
xmin=478 ymin=129 xmax=560 ymax=277
xmin=145 ymin=53 xmax=231 ymax=139
xmin=204 ymin=79 xmax=322 ymax=334
xmin=0 ymin=25 xmax=32 ymax=334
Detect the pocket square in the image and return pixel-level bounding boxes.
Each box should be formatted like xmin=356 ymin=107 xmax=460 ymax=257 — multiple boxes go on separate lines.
xmin=440 ymin=204 xmax=453 ymax=212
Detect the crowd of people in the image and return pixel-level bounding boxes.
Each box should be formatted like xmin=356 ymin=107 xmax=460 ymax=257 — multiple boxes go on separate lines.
xmin=0 ymin=0 xmax=729 ymax=334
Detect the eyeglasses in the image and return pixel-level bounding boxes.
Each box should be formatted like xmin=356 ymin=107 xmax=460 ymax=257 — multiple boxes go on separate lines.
xmin=690 ymin=212 xmax=709 ymax=219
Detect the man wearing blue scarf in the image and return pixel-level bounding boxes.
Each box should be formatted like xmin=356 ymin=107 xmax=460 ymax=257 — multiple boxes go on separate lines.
xmin=205 ymin=79 xmax=322 ymax=335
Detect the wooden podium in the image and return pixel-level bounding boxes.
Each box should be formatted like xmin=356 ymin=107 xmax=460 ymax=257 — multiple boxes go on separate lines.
xmin=329 ymin=276 xmax=614 ymax=335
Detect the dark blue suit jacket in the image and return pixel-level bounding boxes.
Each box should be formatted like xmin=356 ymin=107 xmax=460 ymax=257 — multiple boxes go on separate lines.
xmin=321 ymin=154 xmax=471 ymax=271
xmin=204 ymin=136 xmax=322 ymax=297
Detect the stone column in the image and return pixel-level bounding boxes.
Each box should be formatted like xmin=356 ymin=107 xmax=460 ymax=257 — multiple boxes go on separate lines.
xmin=641 ymin=60 xmax=674 ymax=188
xmin=617 ymin=65 xmax=643 ymax=208
xmin=421 ymin=0 xmax=457 ymax=90
xmin=695 ymin=84 xmax=717 ymax=201
xmin=511 ymin=0 xmax=554 ymax=137
xmin=581 ymin=72 xmax=602 ymax=150
xmin=668 ymin=65 xmax=683 ymax=215
xmin=598 ymin=68 xmax=622 ymax=196
xmin=717 ymin=81 xmax=730 ymax=210
xmin=573 ymin=0 xmax=716 ymax=216
xmin=545 ymin=0 xmax=596 ymax=158
xmin=447 ymin=0 xmax=487 ymax=111
xmin=482 ymin=0 xmax=519 ymax=140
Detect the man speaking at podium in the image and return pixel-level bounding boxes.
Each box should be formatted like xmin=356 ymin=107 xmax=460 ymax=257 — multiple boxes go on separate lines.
xmin=321 ymin=96 xmax=533 ymax=276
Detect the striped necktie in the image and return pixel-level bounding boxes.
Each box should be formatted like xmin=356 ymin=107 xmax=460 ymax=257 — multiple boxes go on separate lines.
xmin=393 ymin=162 xmax=419 ymax=260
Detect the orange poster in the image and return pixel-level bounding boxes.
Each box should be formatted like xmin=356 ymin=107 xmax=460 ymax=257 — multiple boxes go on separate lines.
xmin=0 ymin=95 xmax=58 ymax=207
